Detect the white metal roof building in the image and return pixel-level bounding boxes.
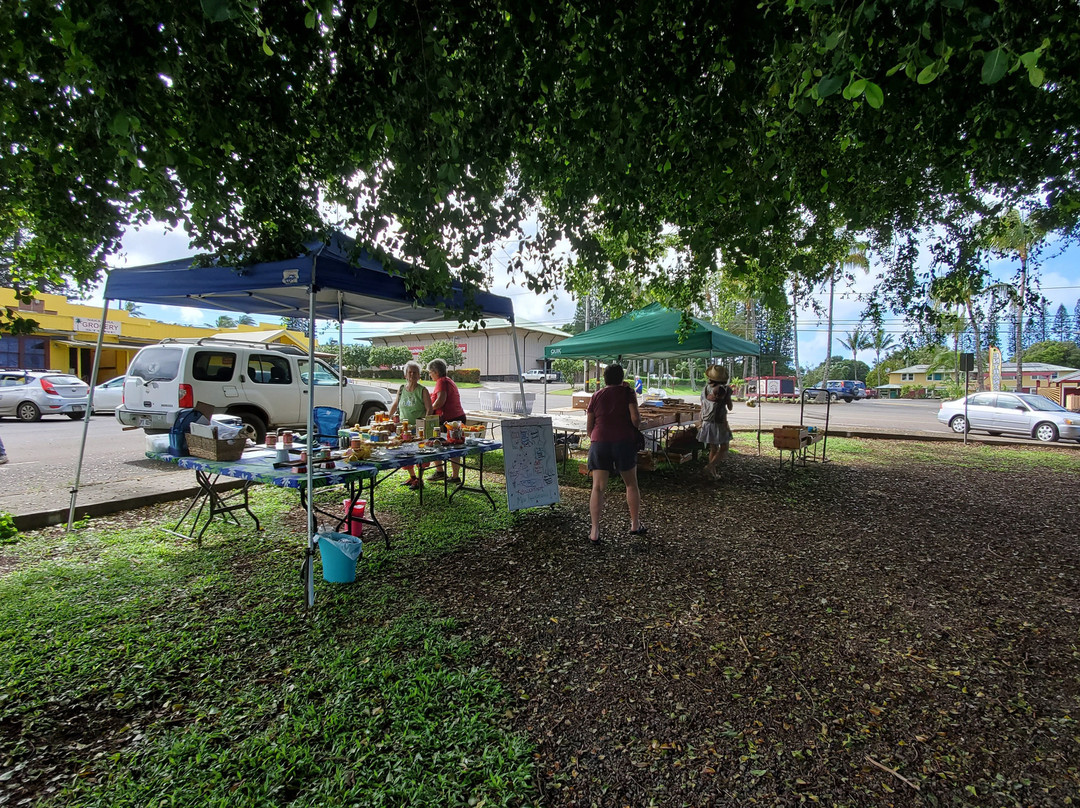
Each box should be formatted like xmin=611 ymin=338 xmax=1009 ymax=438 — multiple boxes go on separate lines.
xmin=360 ymin=318 xmax=570 ymax=380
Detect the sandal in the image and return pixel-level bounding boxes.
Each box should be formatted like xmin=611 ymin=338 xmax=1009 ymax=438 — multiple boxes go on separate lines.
xmin=447 ymin=476 xmax=462 ymax=485
xmin=429 ymin=470 xmax=447 ymax=481
xmin=629 ymin=524 xmax=648 ymax=536
xmin=402 ymin=477 xmax=417 ymax=487
xmin=407 ymin=478 xmax=423 ymax=490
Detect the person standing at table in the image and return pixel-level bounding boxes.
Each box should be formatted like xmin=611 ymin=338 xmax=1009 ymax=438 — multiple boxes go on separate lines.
xmin=389 ymin=360 xmax=433 ymax=489
xmin=427 ymin=358 xmax=467 ymax=483
xmin=700 ymin=364 xmax=734 ymax=479
xmin=0 ymin=430 xmax=8 ymax=464
xmin=586 ymin=363 xmax=643 ymax=543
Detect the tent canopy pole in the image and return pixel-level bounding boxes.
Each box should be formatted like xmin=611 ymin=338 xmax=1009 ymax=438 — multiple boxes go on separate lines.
xmin=67 ymin=296 xmax=112 ymax=531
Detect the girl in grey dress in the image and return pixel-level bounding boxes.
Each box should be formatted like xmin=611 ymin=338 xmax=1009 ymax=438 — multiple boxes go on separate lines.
xmin=700 ymin=365 xmax=734 ymax=478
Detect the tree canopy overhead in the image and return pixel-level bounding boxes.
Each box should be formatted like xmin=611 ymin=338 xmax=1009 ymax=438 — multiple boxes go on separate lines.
xmin=3 ymin=0 xmax=1078 ymax=326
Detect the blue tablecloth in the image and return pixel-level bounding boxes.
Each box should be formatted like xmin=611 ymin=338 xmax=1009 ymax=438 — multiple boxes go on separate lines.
xmin=146 ymin=439 xmax=503 ymax=489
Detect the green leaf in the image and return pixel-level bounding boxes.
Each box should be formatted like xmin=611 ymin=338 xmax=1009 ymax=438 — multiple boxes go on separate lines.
xmin=864 ymin=82 xmax=883 ymax=108
xmin=816 ymin=75 xmax=843 ymax=98
xmin=981 ymin=48 xmax=1008 ymax=84
xmin=916 ymin=64 xmax=938 ymax=85
xmin=1027 ymin=65 xmax=1045 ymax=87
xmin=109 ymin=114 xmax=130 ymax=136
xmin=384 ymin=121 xmax=395 ymax=143
xmin=261 ymin=37 xmax=273 ymax=57
xmin=824 ymin=31 xmax=842 ymax=51
xmin=200 ymin=0 xmax=238 ymax=22
xmin=843 ymin=78 xmax=867 ymax=100
xmin=367 ymin=6 xmax=378 ymax=28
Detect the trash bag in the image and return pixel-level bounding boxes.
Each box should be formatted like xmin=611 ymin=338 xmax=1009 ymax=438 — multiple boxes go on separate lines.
xmin=317 ymin=530 xmax=363 ymax=583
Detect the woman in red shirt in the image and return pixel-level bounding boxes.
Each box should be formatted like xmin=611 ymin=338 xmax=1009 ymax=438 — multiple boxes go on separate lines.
xmin=427 ymin=358 xmax=467 ymax=482
xmin=586 ymin=363 xmax=644 ymax=542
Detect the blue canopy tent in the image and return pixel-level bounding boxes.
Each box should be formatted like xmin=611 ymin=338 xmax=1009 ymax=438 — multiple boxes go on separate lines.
xmin=73 ymin=232 xmax=522 ymax=606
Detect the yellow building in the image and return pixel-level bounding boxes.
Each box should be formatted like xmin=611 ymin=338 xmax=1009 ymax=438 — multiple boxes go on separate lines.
xmin=0 ymin=288 xmax=306 ymax=384
xmin=883 ymin=362 xmax=1078 ymax=397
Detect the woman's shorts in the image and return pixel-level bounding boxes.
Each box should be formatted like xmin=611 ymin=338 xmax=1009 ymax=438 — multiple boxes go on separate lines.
xmin=587 ymin=439 xmax=638 ymax=473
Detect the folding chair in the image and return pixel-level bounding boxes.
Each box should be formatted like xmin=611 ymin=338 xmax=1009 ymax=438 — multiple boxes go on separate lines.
xmin=311 ymin=406 xmax=347 ymax=448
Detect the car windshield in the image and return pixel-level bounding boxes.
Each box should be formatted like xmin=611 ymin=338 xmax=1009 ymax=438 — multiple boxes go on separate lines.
xmin=1018 ymin=394 xmax=1067 ymax=412
xmin=129 ymin=347 xmax=182 ymax=381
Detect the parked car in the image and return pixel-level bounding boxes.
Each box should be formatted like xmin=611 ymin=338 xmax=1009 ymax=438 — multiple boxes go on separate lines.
xmin=0 ymin=369 xmax=90 ymax=421
xmin=862 ymin=386 xmax=880 ymax=399
xmin=522 ymin=368 xmax=559 ymax=382
xmin=802 ymin=379 xmax=859 ymax=403
xmin=851 ymin=380 xmax=868 ymax=400
xmin=115 ymin=338 xmax=393 ymax=442
xmin=91 ymin=375 xmax=127 ymax=413
xmin=937 ymin=392 xmax=1080 ymax=443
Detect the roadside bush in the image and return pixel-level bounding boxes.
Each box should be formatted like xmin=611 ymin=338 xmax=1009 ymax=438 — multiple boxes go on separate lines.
xmin=449 ymin=368 xmax=480 ymax=384
xmin=0 ymin=512 xmax=18 ymax=544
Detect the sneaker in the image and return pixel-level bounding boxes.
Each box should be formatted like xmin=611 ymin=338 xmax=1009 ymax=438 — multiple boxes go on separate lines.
xmin=429 ymin=470 xmax=447 ymax=481
xmin=407 ymin=478 xmax=423 ymax=490
xmin=0 ymin=455 xmax=7 ymax=465
xmin=447 ymin=476 xmax=462 ymax=485
xmin=401 ymin=477 xmax=417 ymax=487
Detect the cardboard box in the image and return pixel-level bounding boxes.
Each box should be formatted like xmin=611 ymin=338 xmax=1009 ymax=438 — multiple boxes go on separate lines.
xmin=773 ymin=426 xmax=807 ymax=451
xmin=572 ymin=392 xmax=592 ymax=410
xmin=636 ymin=450 xmax=656 ymax=471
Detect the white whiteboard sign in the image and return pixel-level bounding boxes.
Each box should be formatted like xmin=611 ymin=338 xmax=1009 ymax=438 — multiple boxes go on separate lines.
xmin=501 ymin=416 xmax=561 ymax=511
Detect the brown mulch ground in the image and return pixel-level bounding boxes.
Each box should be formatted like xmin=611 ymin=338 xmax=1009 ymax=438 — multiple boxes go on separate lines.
xmin=409 ymin=440 xmax=1080 ymax=807
xmin=7 ymin=439 xmax=1078 ymax=806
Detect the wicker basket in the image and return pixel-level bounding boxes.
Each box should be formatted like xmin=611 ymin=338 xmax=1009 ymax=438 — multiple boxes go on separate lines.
xmin=186 ymin=432 xmax=246 ymax=462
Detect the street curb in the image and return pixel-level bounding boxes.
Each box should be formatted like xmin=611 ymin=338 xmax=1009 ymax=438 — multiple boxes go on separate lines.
xmin=12 ymin=479 xmax=246 ymax=532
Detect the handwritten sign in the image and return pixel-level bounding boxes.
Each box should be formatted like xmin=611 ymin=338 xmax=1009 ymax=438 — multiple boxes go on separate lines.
xmin=501 ymin=416 xmax=560 ymax=511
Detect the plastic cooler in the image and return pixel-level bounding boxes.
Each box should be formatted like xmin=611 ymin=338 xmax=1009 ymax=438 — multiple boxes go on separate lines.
xmin=341 ymin=499 xmax=367 ymax=537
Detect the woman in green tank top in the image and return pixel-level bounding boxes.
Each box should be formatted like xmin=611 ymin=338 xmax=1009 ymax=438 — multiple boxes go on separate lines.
xmin=389 ymin=361 xmax=433 ymax=488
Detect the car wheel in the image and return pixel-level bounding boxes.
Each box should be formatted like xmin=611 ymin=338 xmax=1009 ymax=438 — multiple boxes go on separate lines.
xmin=1033 ymin=422 xmax=1059 ymax=442
xmin=16 ymin=401 xmax=41 ymax=422
xmin=66 ymin=412 xmax=86 ymax=420
xmin=828 ymin=392 xmax=838 ymax=403
xmin=236 ymin=413 xmax=267 ymax=444
xmin=948 ymin=415 xmax=968 ymax=434
xmin=358 ymin=402 xmax=386 ymax=428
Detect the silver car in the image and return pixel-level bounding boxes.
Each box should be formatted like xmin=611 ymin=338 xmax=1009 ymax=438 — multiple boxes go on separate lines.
xmin=0 ymin=370 xmax=91 ymax=421
xmin=937 ymin=392 xmax=1080 ymax=443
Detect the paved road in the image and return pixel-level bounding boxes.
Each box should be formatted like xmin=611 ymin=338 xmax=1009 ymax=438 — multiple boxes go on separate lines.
xmin=0 ymin=386 xmax=1065 ymax=528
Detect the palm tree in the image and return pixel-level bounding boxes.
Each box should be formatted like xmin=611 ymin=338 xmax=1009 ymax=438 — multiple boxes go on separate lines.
xmin=837 ymin=328 xmax=870 ymax=381
xmin=823 ymin=242 xmax=869 ymax=386
xmin=931 ymin=272 xmax=988 ymax=391
xmin=215 ymin=315 xmax=237 ymax=329
xmin=870 ymin=329 xmax=896 ymax=386
xmin=985 ymin=209 xmax=1045 ymax=392
xmin=237 ymin=314 xmax=256 ymax=326
xmin=122 ymin=301 xmax=143 ymax=317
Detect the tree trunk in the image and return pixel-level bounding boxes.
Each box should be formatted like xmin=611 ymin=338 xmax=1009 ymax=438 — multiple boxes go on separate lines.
xmin=1015 ymin=256 xmax=1026 ymax=392
xmin=794 ymin=278 xmax=803 ymax=393
xmin=823 ymin=269 xmax=835 ymax=385
xmin=966 ymin=298 xmax=985 ymax=392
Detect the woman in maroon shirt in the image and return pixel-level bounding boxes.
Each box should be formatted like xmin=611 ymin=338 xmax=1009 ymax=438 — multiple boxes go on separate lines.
xmin=586 ymin=363 xmax=644 ymax=542
xmin=427 ymin=358 xmax=467 ymax=482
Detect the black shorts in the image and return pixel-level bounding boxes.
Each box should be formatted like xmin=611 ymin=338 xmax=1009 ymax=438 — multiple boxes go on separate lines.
xmin=587 ymin=439 xmax=638 ymax=473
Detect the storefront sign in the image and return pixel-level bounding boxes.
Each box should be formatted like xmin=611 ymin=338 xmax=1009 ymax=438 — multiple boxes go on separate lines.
xmin=73 ymin=317 xmax=121 ymax=336
xmin=989 ymin=346 xmax=1001 ymax=392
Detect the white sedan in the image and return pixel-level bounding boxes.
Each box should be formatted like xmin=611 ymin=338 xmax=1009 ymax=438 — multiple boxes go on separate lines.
xmin=92 ymin=375 xmax=127 ymax=413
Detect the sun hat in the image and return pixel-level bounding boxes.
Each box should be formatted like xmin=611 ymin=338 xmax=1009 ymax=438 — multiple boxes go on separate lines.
xmin=706 ymin=365 xmax=728 ymax=383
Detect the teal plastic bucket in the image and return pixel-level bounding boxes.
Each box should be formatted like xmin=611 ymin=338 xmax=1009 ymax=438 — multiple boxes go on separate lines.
xmin=318 ymin=533 xmax=363 ymax=583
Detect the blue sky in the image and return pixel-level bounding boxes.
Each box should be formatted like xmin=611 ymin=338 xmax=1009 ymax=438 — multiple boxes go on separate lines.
xmin=99 ymin=224 xmax=1080 ymax=371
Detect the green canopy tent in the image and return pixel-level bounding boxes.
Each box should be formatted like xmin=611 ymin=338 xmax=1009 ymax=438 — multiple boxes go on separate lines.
xmin=543 ymin=303 xmax=764 ymax=445
xmin=545 ymin=303 xmax=760 ymax=362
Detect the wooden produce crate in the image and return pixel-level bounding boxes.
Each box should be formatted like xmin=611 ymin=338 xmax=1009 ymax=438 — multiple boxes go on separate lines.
xmin=636 ymin=450 xmax=657 ymax=471
xmin=572 ymin=392 xmax=592 ymax=410
xmin=772 ymin=425 xmax=808 ymax=451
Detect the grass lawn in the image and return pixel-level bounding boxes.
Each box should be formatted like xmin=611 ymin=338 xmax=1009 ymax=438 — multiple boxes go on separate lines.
xmin=2 ymin=436 xmax=1078 ymax=806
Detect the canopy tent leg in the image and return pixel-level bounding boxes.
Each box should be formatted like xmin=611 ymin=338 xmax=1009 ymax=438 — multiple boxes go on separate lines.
xmin=304 ymin=260 xmax=319 ymax=609
xmin=510 ymin=322 xmax=527 ymax=411
xmin=67 ymin=297 xmax=112 ymax=531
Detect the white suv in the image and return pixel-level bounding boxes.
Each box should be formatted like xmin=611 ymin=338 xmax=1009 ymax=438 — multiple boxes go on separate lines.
xmin=115 ymin=338 xmax=393 ymax=442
